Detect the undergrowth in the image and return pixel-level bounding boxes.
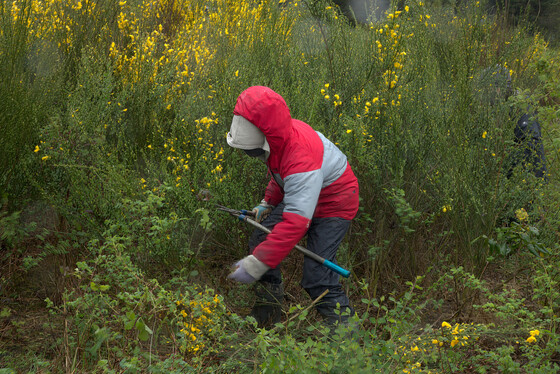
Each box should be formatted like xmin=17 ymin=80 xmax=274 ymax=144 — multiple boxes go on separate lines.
xmin=1 ymin=0 xmax=559 ymax=372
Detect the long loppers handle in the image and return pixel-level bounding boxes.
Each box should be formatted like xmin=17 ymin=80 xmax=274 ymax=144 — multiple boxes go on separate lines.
xmin=238 ymin=213 xmax=351 ymax=278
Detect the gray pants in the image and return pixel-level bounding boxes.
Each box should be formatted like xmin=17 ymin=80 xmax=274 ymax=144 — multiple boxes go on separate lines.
xmin=248 ymin=203 xmax=354 ymax=323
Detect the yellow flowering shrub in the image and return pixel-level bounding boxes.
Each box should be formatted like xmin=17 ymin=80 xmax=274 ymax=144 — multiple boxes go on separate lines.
xmin=176 ymin=289 xmax=223 ymax=354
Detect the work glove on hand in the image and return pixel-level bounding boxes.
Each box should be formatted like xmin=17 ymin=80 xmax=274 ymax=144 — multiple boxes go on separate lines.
xmin=228 ymin=260 xmax=256 ymax=284
xmin=252 ymin=199 xmax=275 ymax=223
xmin=227 ymin=255 xmax=270 ymax=284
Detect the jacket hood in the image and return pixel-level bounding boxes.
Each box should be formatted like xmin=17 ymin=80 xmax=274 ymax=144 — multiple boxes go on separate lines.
xmin=233 ymin=86 xmax=293 ymax=165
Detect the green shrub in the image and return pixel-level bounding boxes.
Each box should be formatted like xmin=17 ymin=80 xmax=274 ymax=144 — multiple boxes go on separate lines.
xmin=1 ymin=0 xmax=560 ymax=372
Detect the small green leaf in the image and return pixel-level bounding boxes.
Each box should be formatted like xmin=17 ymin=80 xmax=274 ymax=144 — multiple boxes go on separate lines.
xmin=138 ymin=329 xmax=149 ymax=341
xmin=124 ymin=320 xmax=135 ymax=330
xmin=136 ymin=319 xmax=145 ymax=332
xmin=0 ymin=308 xmax=11 ymax=318
xmin=126 ymin=311 xmax=136 ymax=321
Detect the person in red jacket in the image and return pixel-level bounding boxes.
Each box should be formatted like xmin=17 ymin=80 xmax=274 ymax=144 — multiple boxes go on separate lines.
xmin=226 ymin=86 xmax=359 ymax=327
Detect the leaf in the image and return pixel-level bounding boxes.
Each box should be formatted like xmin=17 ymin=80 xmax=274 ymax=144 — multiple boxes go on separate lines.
xmin=0 ymin=308 xmax=12 ymax=318
xmin=499 ymin=243 xmax=511 ymax=257
xmin=124 ymin=320 xmax=135 ymax=330
xmin=126 ymin=311 xmax=136 ymax=321
xmin=99 ymin=284 xmax=110 ymax=292
xmin=529 ymin=226 xmax=539 ymax=235
xmin=137 ymin=320 xmax=151 ymax=341
xmin=527 ymin=244 xmax=539 ymax=257
xmin=138 ymin=328 xmax=149 ymax=341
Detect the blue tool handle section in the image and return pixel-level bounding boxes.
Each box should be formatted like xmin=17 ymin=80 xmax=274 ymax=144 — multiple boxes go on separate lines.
xmin=240 ymin=209 xmax=255 ymax=217
xmin=240 ymin=216 xmax=351 ymax=278
xmin=323 ymin=259 xmax=351 ymax=278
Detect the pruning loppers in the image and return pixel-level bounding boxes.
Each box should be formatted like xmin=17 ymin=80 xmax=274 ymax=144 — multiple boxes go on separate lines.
xmin=216 ymin=204 xmax=351 ymax=278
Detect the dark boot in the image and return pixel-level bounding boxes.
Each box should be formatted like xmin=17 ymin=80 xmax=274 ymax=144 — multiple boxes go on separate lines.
xmin=317 ymin=300 xmax=355 ymax=326
xmin=250 ymin=282 xmax=284 ymax=328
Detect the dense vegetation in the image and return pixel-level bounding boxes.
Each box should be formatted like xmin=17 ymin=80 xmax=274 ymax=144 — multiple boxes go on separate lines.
xmin=1 ymin=0 xmax=559 ymax=372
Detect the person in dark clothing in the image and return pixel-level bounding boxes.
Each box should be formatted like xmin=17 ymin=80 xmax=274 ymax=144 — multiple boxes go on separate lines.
xmin=510 ymin=111 xmax=548 ymax=181
xmin=478 ymin=65 xmax=547 ymax=181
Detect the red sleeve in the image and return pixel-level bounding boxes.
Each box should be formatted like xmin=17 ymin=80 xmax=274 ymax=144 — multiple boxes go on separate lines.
xmin=264 ymin=178 xmax=284 ymax=206
xmin=252 ymin=212 xmax=310 ymax=269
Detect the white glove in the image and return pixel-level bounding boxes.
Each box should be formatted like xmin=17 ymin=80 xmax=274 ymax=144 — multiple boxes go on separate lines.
xmin=228 ymin=260 xmax=256 ymax=284
xmin=227 ymin=255 xmax=270 ymax=284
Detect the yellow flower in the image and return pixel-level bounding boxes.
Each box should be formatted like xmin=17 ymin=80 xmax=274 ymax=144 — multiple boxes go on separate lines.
xmin=450 ymin=339 xmax=459 ymax=347
xmin=432 ymin=339 xmax=439 ymax=345
xmin=529 ymin=329 xmax=540 ymax=337
xmin=526 ymin=336 xmax=536 ymax=343
xmin=41 ymin=155 xmax=50 ymax=161
xmin=34 ymin=145 xmax=40 ymax=152
xmin=346 ymin=129 xmax=352 ymax=134
xmin=515 ymin=208 xmax=528 ymax=222
xmin=442 ymin=321 xmax=452 ymax=328
xmin=482 ymin=131 xmax=487 ymax=138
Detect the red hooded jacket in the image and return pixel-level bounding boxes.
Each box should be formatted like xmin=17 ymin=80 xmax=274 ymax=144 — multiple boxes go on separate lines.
xmin=233 ymin=86 xmax=359 ymax=269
